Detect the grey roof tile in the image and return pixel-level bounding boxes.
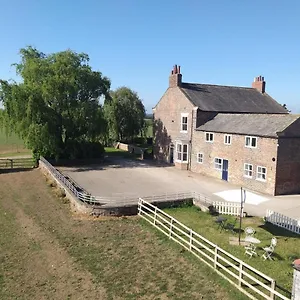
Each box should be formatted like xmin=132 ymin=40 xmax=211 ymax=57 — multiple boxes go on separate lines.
xmin=180 ymin=83 xmax=288 ymax=114
xmin=196 ymin=114 xmax=300 ymax=137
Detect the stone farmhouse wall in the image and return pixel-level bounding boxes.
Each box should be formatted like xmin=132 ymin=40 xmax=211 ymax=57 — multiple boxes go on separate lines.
xmin=153 ymin=87 xmax=194 ymax=169
xmin=275 ymin=138 xmax=300 ymax=195
xmin=190 ymin=131 xmax=278 ymax=195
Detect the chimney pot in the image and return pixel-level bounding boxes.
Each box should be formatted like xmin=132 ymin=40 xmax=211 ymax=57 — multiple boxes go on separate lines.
xmin=169 ymin=64 xmax=182 ymax=87
xmin=252 ymin=75 xmax=266 ymax=93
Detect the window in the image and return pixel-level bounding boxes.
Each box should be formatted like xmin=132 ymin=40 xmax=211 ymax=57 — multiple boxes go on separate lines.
xmin=176 ymin=142 xmax=188 ymax=162
xmin=181 ymin=113 xmax=188 ymax=132
xmin=214 ymin=158 xmax=222 ymax=170
xmin=197 ymin=153 xmax=203 ymax=164
xmin=224 ymin=134 xmax=232 ymax=145
xmin=257 ymin=166 xmax=267 ymax=181
xmin=245 ymin=136 xmax=257 ymax=148
xmin=205 ymin=132 xmax=214 ymax=142
xmin=244 ymin=163 xmax=253 ymax=178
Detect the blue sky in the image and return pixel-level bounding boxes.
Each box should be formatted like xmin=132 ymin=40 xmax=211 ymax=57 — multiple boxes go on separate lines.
xmin=0 ymin=0 xmax=300 ymax=113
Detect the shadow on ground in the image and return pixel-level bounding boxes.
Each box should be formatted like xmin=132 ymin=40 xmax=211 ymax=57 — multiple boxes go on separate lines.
xmin=258 ymin=222 xmax=300 ymax=238
xmin=57 ymin=157 xmax=173 ymax=172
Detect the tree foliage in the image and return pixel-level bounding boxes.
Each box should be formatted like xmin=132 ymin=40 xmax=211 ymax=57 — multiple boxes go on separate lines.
xmin=0 ymin=47 xmax=110 ymax=159
xmin=104 ymin=87 xmax=145 ymax=143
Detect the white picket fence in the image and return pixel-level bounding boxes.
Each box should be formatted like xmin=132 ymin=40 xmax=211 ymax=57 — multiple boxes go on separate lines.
xmin=213 ymin=201 xmax=243 ymax=217
xmin=266 ymin=210 xmax=300 ymax=235
xmin=138 ymin=198 xmax=290 ymax=300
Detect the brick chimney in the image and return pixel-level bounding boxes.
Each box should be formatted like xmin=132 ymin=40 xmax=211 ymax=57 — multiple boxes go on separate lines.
xmin=169 ymin=64 xmax=182 ymax=88
xmin=252 ymin=75 xmax=266 ymax=93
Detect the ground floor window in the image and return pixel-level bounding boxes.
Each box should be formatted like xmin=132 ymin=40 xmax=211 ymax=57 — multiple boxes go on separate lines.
xmin=244 ymin=163 xmax=253 ymax=178
xmin=214 ymin=157 xmax=222 ymax=170
xmin=176 ymin=142 xmax=188 ymax=162
xmin=257 ymin=166 xmax=267 ymax=181
xmin=197 ymin=153 xmax=203 ymax=163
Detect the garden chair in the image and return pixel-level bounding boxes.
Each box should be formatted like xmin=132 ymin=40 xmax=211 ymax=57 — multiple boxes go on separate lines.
xmin=244 ymin=243 xmax=257 ymax=258
xmin=244 ymin=227 xmax=255 ymax=238
xmin=223 ymin=218 xmax=238 ymax=234
xmin=262 ymin=237 xmax=277 ymax=261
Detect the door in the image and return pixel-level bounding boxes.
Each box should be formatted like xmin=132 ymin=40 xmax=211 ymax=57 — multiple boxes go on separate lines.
xmin=169 ymin=145 xmax=174 ymax=164
xmin=222 ymin=159 xmax=228 ymax=181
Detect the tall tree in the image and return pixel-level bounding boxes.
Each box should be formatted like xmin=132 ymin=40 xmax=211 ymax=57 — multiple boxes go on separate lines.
xmin=104 ymin=87 xmax=145 ymax=142
xmin=0 ymin=47 xmax=110 ymax=159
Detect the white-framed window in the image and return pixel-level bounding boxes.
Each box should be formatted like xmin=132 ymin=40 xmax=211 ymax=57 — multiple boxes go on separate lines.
xmin=214 ymin=157 xmax=222 ymax=170
xmin=224 ymin=134 xmax=232 ymax=145
xmin=176 ymin=142 xmax=188 ymax=162
xmin=181 ymin=113 xmax=188 ymax=132
xmin=244 ymin=163 xmax=253 ymax=178
xmin=197 ymin=153 xmax=203 ymax=164
xmin=257 ymin=166 xmax=267 ymax=181
xmin=205 ymin=132 xmax=214 ymax=142
xmin=245 ymin=136 xmax=257 ymax=148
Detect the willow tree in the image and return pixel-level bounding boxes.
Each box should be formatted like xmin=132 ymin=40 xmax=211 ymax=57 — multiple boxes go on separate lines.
xmin=104 ymin=87 xmax=145 ymax=143
xmin=0 ymin=47 xmax=110 ymax=159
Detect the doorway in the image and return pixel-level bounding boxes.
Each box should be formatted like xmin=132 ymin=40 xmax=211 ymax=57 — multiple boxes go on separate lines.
xmin=169 ymin=145 xmax=174 ymax=164
xmin=222 ymin=159 xmax=228 ymax=181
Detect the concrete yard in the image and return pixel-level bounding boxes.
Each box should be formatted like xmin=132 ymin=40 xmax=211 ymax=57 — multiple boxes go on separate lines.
xmin=59 ymin=157 xmax=300 ymax=218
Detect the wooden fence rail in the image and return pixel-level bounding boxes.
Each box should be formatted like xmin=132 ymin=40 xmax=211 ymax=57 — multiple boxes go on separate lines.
xmin=138 ymin=198 xmax=290 ymax=300
xmin=0 ymin=158 xmax=36 ymax=169
xmin=266 ymin=210 xmax=300 ymax=235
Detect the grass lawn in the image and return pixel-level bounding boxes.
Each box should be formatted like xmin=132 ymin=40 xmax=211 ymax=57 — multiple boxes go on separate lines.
xmin=104 ymin=147 xmax=140 ymax=159
xmin=0 ymin=170 xmax=247 ymax=299
xmin=0 ymin=129 xmax=31 ymax=157
xmin=163 ymin=206 xmax=299 ymax=297
xmin=145 ymin=118 xmax=153 ymax=137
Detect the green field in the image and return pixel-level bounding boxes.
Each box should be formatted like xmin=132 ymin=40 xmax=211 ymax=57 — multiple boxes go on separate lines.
xmin=145 ymin=118 xmax=153 ymax=137
xmin=0 ymin=130 xmax=31 ymax=157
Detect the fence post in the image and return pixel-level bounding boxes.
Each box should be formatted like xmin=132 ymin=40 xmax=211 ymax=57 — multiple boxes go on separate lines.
xmin=189 ymin=230 xmax=193 ymax=250
xmin=10 ymin=159 xmax=13 ymax=169
xmin=169 ymin=218 xmax=173 ymax=238
xmin=214 ymin=247 xmax=218 ymax=269
xmin=239 ymin=263 xmax=243 ymax=287
xmin=153 ymin=206 xmax=157 ymax=225
xmin=270 ymin=279 xmax=275 ymax=299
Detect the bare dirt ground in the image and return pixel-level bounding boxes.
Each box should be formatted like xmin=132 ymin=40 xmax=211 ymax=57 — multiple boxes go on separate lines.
xmin=0 ymin=169 xmax=246 ymax=300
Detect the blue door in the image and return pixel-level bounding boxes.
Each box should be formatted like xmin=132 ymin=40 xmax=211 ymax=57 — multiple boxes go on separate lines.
xmin=222 ymin=159 xmax=228 ymax=181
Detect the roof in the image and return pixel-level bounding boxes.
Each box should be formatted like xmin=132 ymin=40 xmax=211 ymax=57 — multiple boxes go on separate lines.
xmin=180 ymin=83 xmax=288 ymax=114
xmin=196 ymin=114 xmax=300 ymax=137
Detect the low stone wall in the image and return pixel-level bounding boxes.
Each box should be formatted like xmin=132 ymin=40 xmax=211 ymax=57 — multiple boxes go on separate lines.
xmin=39 ymin=160 xmax=93 ymax=215
xmin=92 ymin=198 xmax=193 ymax=217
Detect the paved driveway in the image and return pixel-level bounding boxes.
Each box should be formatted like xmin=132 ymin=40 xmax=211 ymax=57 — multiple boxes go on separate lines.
xmin=59 ymin=158 xmax=300 ymax=218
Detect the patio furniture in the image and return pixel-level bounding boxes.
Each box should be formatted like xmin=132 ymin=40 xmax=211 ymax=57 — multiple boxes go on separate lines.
xmin=244 ymin=227 xmax=255 ymax=238
xmin=244 ymin=236 xmax=261 ymax=258
xmin=215 ymin=216 xmax=227 ymax=231
xmin=262 ymin=237 xmax=277 ymax=261
xmin=223 ymin=218 xmax=238 ymax=234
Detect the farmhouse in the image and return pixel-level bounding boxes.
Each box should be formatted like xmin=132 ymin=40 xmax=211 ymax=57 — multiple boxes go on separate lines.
xmin=153 ymin=65 xmax=300 ymax=195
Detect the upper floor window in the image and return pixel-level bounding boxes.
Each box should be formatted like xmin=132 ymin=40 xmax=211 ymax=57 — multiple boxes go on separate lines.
xmin=181 ymin=113 xmax=188 ymax=132
xmin=197 ymin=153 xmax=203 ymax=164
xmin=224 ymin=134 xmax=232 ymax=145
xmin=257 ymin=166 xmax=267 ymax=181
xmin=245 ymin=136 xmax=257 ymax=148
xmin=176 ymin=142 xmax=188 ymax=163
xmin=205 ymin=132 xmax=214 ymax=142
